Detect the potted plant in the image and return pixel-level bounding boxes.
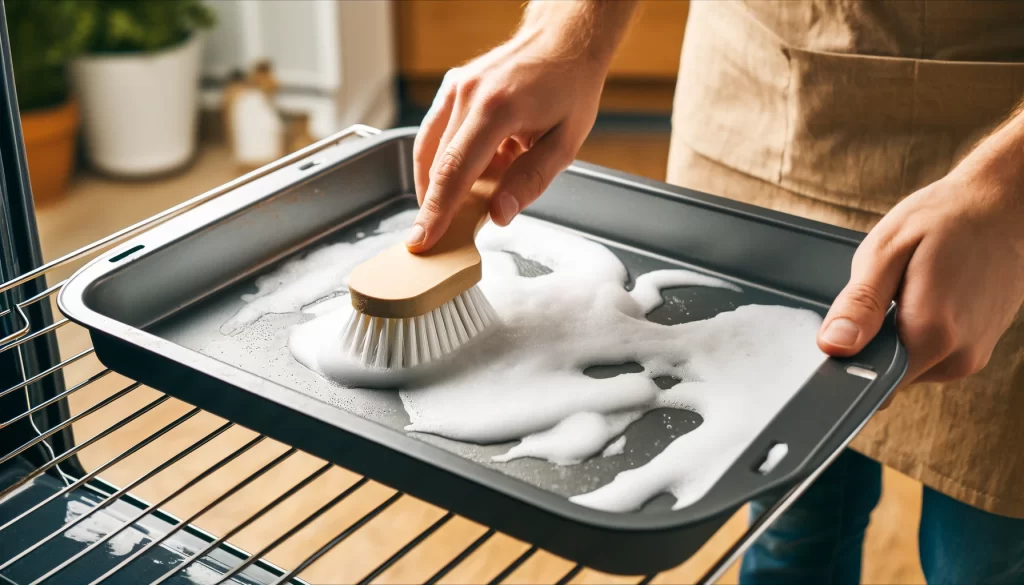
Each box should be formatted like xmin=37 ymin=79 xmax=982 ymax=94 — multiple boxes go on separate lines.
xmin=6 ymin=0 xmax=94 ymax=205
xmin=71 ymin=0 xmax=214 ymax=177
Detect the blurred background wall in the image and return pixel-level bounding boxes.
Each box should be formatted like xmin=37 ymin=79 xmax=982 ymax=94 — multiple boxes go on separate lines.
xmin=393 ymin=0 xmax=687 ymax=118
xmin=197 ymin=0 xmax=687 ymax=139
xmin=8 ymin=0 xmax=691 ymax=206
xmin=200 ymin=0 xmax=397 ymax=138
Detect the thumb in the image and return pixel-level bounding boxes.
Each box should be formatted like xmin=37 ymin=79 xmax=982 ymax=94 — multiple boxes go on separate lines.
xmin=818 ymin=233 xmax=915 ymax=357
xmin=489 ymin=127 xmax=576 ymax=226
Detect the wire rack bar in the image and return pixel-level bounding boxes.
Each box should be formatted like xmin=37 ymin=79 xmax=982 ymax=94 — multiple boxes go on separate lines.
xmin=556 ymin=564 xmax=583 ymax=585
xmin=0 ymin=394 xmax=193 ymax=535
xmin=354 ymin=512 xmax=456 ymax=585
xmin=26 ymin=419 xmax=234 ymax=584
xmin=0 ymin=396 xmax=210 ymax=534
xmin=1 ymin=407 xmax=203 ymax=573
xmin=217 ymin=486 xmax=401 ymax=585
xmin=0 ymin=317 xmax=68 ymax=354
xmin=150 ymin=461 xmax=339 ymax=585
xmin=489 ymin=546 xmax=538 ymax=585
xmin=425 ymin=528 xmax=497 ymax=585
xmin=7 ymin=277 xmax=66 ymax=309
xmin=287 ymin=490 xmax=408 ymax=585
xmin=0 ymin=380 xmax=138 ymax=470
xmin=88 ymin=447 xmax=300 ymax=585
xmin=0 ymin=348 xmax=93 ymax=402
xmin=267 ymin=489 xmax=412 ymax=585
xmin=75 ymin=434 xmax=268 ymax=573
xmin=0 ymin=384 xmax=158 ymax=500
xmin=0 ymin=304 xmax=30 ymax=347
xmin=0 ymin=368 xmax=111 ymax=431
xmin=0 ymin=278 xmax=67 ymax=349
xmin=0 ymin=381 xmax=139 ymax=467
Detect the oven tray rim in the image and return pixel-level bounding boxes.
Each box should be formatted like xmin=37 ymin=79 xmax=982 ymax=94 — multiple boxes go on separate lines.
xmin=56 ymin=127 xmax=907 ymax=535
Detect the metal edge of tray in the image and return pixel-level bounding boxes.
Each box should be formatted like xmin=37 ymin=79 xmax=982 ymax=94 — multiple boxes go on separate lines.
xmin=56 ymin=127 xmax=907 ymax=574
xmin=695 ymin=334 xmax=905 ymax=585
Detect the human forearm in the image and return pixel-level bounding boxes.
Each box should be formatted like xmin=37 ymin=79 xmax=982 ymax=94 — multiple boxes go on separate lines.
xmin=517 ymin=0 xmax=639 ymax=69
xmin=818 ymin=94 xmax=1024 ymax=387
xmin=950 ymin=97 xmax=1024 ymax=247
xmin=956 ymin=98 xmax=1024 ymax=194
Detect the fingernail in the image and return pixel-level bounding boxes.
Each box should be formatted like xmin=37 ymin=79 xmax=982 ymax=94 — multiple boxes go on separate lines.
xmin=406 ymin=224 xmax=425 ymax=247
xmin=497 ymin=194 xmax=519 ymax=224
xmin=822 ymin=318 xmax=860 ymax=347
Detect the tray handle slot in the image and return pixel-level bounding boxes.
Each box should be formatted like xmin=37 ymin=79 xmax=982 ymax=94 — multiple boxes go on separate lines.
xmin=691 ymin=309 xmax=904 ymax=517
xmin=846 ymin=364 xmax=878 ymax=381
xmin=754 ymin=441 xmax=789 ymax=476
xmin=108 ymin=244 xmax=145 ymax=263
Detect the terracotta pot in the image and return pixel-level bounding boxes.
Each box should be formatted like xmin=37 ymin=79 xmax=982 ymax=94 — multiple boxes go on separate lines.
xmin=21 ymin=98 xmax=80 ymax=206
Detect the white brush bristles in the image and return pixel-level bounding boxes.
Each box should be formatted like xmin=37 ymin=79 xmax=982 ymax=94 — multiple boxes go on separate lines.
xmin=340 ymin=286 xmax=498 ymax=370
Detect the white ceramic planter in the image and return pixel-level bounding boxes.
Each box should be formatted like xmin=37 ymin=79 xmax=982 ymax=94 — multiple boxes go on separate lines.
xmin=72 ymin=34 xmax=203 ymax=177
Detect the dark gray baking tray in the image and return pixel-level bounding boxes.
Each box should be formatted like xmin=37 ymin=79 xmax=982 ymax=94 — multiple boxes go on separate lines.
xmin=58 ymin=127 xmax=906 ymax=575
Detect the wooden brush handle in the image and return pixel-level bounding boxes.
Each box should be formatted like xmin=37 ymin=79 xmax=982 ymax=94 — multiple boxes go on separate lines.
xmin=347 ymin=179 xmax=497 ymax=319
xmin=428 ymin=180 xmax=494 ymax=254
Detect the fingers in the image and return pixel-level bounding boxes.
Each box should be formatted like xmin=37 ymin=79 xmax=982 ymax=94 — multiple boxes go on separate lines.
xmin=914 ymin=348 xmax=992 ymax=383
xmin=818 ymin=225 xmax=920 ymax=357
xmin=489 ymin=127 xmax=577 ymax=226
xmin=893 ymin=239 xmax=993 ymax=385
xmin=485 ymin=137 xmax=527 ymax=179
xmin=413 ymin=70 xmax=459 ymax=204
xmin=408 ymin=110 xmax=515 ymax=252
xmin=894 ymin=319 xmax=989 ymax=386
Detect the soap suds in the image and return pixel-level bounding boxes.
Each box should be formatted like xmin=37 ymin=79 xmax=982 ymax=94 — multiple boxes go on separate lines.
xmin=184 ymin=563 xmax=226 ymax=585
xmin=602 ymin=436 xmax=627 ymax=458
xmin=227 ymin=212 xmax=826 ymax=512
xmin=63 ymin=500 xmax=148 ymax=556
xmin=220 ymin=210 xmax=417 ymax=335
xmin=492 ymin=411 xmax=640 ymax=466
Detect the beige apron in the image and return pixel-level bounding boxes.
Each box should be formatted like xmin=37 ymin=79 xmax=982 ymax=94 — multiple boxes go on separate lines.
xmin=667 ymin=0 xmax=1024 ymax=518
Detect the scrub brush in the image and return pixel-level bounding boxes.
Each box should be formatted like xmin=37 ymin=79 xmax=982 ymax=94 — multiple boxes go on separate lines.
xmin=342 ymin=179 xmax=500 ymax=371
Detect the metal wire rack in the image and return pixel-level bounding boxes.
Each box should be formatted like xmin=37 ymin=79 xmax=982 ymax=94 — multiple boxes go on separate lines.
xmin=0 ymin=124 xmax=838 ymax=585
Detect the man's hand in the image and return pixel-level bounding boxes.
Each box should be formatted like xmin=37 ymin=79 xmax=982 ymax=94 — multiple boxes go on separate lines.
xmin=818 ymin=104 xmax=1024 ymax=388
xmin=407 ymin=1 xmax=637 ymax=252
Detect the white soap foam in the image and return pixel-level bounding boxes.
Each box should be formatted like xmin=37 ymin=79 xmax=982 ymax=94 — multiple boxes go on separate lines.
xmin=227 ymin=212 xmax=826 ymax=512
xmin=63 ymin=500 xmax=148 ymax=556
xmin=602 ymin=435 xmax=627 ymax=458
xmin=220 ymin=209 xmax=417 ymax=335
xmin=492 ymin=411 xmax=641 ymax=466
xmin=184 ymin=563 xmax=226 ymax=585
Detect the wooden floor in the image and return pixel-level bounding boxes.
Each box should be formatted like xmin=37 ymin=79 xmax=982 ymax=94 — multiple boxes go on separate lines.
xmin=29 ymin=127 xmax=927 ymax=584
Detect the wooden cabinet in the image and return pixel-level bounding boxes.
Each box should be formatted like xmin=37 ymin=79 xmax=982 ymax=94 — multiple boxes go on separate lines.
xmin=397 ymin=0 xmax=689 ymax=114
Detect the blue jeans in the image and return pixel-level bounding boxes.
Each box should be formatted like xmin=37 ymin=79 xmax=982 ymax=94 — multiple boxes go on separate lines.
xmin=740 ymin=450 xmax=1024 ymax=585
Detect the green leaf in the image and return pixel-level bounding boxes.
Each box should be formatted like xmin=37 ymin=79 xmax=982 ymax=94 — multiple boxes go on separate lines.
xmin=88 ymin=0 xmax=216 ymax=54
xmin=6 ymin=0 xmax=97 ymax=110
xmin=7 ymin=0 xmax=216 ymax=109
